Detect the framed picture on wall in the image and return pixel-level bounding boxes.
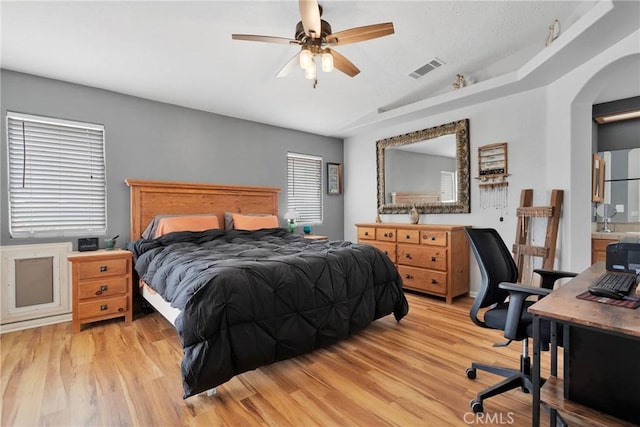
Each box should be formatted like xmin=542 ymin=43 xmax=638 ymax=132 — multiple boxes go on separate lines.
xmin=327 ymin=163 xmax=342 ymax=195
xmin=592 ymin=153 xmax=605 ymax=203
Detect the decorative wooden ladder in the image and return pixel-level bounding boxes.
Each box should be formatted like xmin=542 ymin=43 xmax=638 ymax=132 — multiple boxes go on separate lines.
xmin=512 ymin=189 xmax=563 ymax=282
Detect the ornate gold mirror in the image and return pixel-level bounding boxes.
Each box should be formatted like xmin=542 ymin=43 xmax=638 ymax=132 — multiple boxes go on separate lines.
xmin=376 ymin=119 xmax=470 ymax=214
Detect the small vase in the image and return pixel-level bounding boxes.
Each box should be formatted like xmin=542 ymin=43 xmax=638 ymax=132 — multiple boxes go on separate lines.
xmin=410 ymin=206 xmax=419 ymax=224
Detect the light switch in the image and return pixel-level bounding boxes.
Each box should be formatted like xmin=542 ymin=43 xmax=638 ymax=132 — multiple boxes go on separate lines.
xmin=616 ymin=204 xmax=625 ymax=213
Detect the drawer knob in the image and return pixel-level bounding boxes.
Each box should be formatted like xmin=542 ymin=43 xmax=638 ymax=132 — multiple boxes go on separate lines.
xmin=95 ymin=284 xmax=109 ymax=296
xmin=100 ymin=304 xmax=108 ymax=311
xmin=405 ymin=253 xmax=412 ymax=259
xmin=405 ymin=234 xmax=411 ymax=239
xmin=100 ymin=265 xmax=108 ymax=272
xmin=431 ymin=256 xmax=437 ymax=262
xmin=431 ymin=236 xmax=436 ymax=241
xmin=117 ymin=307 xmax=124 ymax=312
xmin=431 ymin=279 xmax=438 ymax=284
xmin=405 ymin=274 xmax=413 ymax=279
xmin=364 ymin=231 xmax=369 ymax=236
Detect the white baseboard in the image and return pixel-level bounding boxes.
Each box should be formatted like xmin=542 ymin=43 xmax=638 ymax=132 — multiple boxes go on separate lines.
xmin=0 ymin=313 xmax=71 ymax=334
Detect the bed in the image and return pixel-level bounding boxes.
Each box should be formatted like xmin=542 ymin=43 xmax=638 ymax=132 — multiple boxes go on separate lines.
xmin=125 ymin=179 xmax=409 ymax=398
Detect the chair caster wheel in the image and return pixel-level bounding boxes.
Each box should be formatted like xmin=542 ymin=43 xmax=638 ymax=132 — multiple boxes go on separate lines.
xmin=470 ymin=399 xmax=484 ymax=413
xmin=466 ymin=368 xmax=477 ymax=379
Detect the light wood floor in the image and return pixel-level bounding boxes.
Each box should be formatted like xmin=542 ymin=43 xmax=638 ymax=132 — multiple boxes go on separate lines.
xmin=2 ymin=293 xmax=554 ymax=426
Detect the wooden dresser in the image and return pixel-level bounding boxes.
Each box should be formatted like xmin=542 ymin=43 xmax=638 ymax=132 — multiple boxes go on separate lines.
xmin=68 ymin=249 xmax=133 ymax=333
xmin=356 ymin=223 xmax=470 ymax=303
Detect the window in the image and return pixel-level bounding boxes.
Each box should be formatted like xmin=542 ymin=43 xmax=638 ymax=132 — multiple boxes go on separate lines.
xmin=287 ymin=152 xmax=323 ymax=224
xmin=440 ymin=170 xmax=457 ymax=203
xmin=7 ymin=112 xmax=107 ymax=238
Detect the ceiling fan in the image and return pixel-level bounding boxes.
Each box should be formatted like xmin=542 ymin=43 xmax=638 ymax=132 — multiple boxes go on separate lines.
xmin=232 ymin=0 xmax=394 ymax=88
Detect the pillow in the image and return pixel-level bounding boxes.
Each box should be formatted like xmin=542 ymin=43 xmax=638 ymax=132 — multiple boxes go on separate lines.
xmin=224 ymin=212 xmax=276 ymax=230
xmin=231 ymin=213 xmax=279 ymax=230
xmin=144 ymin=214 xmax=220 ymax=238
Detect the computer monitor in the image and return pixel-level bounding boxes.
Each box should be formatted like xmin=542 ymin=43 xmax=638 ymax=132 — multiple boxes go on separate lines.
xmin=606 ymin=242 xmax=640 ymax=274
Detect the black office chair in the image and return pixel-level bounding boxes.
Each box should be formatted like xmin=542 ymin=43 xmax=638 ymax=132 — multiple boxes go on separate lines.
xmin=464 ymin=227 xmax=577 ymax=413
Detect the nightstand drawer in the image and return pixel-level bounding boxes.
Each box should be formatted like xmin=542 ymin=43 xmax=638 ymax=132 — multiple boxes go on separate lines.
xmin=78 ymin=277 xmax=128 ymax=300
xmin=78 ymin=258 xmax=127 ymax=279
xmin=78 ymin=295 xmax=127 ymax=319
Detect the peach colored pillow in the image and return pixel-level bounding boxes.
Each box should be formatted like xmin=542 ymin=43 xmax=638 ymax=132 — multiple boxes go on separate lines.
xmin=231 ymin=213 xmax=279 ymax=230
xmin=154 ymin=215 xmax=220 ymax=237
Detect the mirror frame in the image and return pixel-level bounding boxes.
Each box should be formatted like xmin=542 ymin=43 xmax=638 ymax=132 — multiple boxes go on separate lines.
xmin=376 ymin=118 xmax=470 ymax=214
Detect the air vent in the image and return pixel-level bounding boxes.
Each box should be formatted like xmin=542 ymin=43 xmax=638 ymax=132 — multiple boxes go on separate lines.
xmin=409 ymin=58 xmax=445 ymax=79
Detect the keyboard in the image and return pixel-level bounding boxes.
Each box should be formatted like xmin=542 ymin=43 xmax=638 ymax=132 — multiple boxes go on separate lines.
xmin=588 ymin=272 xmax=638 ymax=299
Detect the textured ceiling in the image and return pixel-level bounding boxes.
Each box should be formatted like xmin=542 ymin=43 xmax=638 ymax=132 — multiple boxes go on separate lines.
xmin=1 ymin=1 xmax=632 ymax=137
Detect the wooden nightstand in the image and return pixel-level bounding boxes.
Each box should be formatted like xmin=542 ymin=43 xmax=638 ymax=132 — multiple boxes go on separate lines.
xmin=68 ymin=249 xmax=133 ymax=333
xmin=303 ymin=234 xmax=328 ymax=241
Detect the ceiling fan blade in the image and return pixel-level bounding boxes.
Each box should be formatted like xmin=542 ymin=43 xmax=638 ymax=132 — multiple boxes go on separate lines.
xmin=232 ymin=34 xmax=299 ymax=45
xmin=327 ymin=49 xmax=360 ymax=78
xmin=326 ymin=22 xmax=394 ymax=46
xmin=299 ymin=0 xmax=321 ymax=38
xmin=277 ymin=54 xmax=300 ymax=78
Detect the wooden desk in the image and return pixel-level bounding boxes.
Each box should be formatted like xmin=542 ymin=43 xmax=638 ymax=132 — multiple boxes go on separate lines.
xmin=529 ymin=263 xmax=640 ymax=426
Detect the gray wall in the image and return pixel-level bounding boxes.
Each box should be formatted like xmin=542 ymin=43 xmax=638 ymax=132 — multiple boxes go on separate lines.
xmin=0 ymin=70 xmax=344 ymax=247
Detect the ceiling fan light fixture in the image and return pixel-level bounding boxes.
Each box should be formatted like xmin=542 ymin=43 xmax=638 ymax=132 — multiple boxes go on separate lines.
xmin=232 ymin=0 xmax=395 ymax=83
xmin=300 ymin=48 xmax=313 ymax=69
xmin=321 ymin=52 xmax=334 ymax=72
xmin=304 ymin=61 xmax=317 ymax=80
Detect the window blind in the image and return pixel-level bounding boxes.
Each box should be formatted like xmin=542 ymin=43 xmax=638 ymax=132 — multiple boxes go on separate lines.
xmin=287 ymin=152 xmax=323 ymax=224
xmin=7 ymin=112 xmax=107 ymax=238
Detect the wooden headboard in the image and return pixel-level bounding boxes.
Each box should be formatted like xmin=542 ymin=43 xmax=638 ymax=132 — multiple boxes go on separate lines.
xmin=125 ymin=179 xmax=280 ymax=240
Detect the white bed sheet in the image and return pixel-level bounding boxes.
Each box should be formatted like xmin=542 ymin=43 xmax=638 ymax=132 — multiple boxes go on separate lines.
xmin=141 ymin=283 xmax=180 ymax=326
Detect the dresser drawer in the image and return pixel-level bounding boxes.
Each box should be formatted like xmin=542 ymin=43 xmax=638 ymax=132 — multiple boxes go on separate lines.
xmin=358 ymin=227 xmax=377 ymax=240
xmin=78 ymin=277 xmax=128 ymax=300
xmin=78 ymin=258 xmax=128 ymax=279
xmin=365 ymin=241 xmax=397 ymax=264
xmin=420 ymin=231 xmax=448 ymax=247
xmin=377 ymin=228 xmax=397 ymax=242
xmin=398 ymin=244 xmax=448 ymax=271
xmin=398 ymin=266 xmax=447 ymax=295
xmin=78 ymin=295 xmax=128 ymax=320
xmin=397 ymin=229 xmax=420 ymax=244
